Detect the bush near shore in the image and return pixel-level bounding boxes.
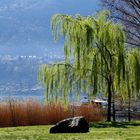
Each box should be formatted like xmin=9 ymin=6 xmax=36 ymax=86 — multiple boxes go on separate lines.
xmin=0 ymin=99 xmax=104 ymax=127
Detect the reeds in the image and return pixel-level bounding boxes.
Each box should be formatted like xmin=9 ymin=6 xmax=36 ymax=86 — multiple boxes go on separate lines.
xmin=0 ymin=99 xmax=105 ymax=127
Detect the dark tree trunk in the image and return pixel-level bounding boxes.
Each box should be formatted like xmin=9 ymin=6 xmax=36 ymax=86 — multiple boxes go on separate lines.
xmin=128 ymin=92 xmax=131 ymax=121
xmin=112 ymin=84 xmax=116 ymax=122
xmin=107 ymin=78 xmax=112 ymax=122
xmin=112 ymin=93 xmax=116 ymax=122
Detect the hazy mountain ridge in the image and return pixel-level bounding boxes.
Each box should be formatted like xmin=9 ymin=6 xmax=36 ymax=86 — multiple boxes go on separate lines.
xmin=0 ymin=0 xmax=54 ymax=56
xmin=0 ymin=55 xmax=64 ymax=98
xmin=0 ymin=55 xmax=64 ymax=83
xmin=0 ymin=0 xmax=100 ymax=56
xmin=0 ymin=0 xmax=100 ymax=98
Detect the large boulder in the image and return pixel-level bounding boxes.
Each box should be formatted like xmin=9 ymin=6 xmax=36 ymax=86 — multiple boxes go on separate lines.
xmin=50 ymin=116 xmax=89 ymax=133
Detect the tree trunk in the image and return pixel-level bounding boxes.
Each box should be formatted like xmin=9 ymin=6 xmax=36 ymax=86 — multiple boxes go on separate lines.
xmin=112 ymin=84 xmax=116 ymax=122
xmin=112 ymin=93 xmax=116 ymax=122
xmin=107 ymin=78 xmax=112 ymax=122
xmin=128 ymin=91 xmax=131 ymax=121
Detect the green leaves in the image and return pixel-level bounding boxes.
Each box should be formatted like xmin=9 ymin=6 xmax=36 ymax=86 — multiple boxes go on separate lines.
xmin=39 ymin=10 xmax=140 ymax=104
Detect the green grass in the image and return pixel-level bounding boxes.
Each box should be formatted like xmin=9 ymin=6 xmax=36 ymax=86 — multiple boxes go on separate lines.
xmin=0 ymin=122 xmax=140 ymax=140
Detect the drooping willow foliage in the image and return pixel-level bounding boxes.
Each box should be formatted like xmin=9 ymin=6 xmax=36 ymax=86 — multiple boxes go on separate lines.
xmin=127 ymin=49 xmax=140 ymax=98
xmin=38 ymin=10 xmax=140 ymax=105
xmin=113 ymin=48 xmax=140 ymax=101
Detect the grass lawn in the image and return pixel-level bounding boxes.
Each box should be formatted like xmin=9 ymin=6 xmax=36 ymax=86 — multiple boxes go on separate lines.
xmin=0 ymin=122 xmax=139 ymax=140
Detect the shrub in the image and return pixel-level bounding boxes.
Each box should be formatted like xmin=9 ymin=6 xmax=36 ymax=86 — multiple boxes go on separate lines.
xmin=0 ymin=99 xmax=105 ymax=127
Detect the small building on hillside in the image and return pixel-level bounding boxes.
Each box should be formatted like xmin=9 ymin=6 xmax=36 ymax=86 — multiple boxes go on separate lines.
xmin=80 ymin=97 xmax=108 ymax=108
xmin=91 ymin=99 xmax=108 ymax=108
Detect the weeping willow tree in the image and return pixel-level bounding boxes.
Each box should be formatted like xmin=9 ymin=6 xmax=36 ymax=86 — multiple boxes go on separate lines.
xmin=125 ymin=48 xmax=140 ymax=121
xmin=38 ymin=10 xmax=127 ymax=121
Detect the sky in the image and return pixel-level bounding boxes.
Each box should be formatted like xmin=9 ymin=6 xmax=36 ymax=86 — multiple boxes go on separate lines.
xmin=0 ymin=0 xmax=101 ymax=57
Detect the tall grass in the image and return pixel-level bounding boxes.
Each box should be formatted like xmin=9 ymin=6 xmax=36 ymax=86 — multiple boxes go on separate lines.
xmin=0 ymin=99 xmax=105 ymax=127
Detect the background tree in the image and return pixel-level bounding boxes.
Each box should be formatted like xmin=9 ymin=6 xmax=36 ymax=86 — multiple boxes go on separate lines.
xmin=38 ymin=11 xmax=126 ymax=122
xmin=126 ymin=48 xmax=140 ymax=121
xmin=102 ymin=0 xmax=140 ymax=47
xmin=113 ymin=48 xmax=140 ymax=121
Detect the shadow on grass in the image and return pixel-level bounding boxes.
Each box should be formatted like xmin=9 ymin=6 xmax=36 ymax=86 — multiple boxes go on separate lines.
xmin=90 ymin=121 xmax=140 ymax=128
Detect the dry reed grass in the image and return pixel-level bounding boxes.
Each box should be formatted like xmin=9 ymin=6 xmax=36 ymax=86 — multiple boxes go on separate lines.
xmin=0 ymin=99 xmax=105 ymax=127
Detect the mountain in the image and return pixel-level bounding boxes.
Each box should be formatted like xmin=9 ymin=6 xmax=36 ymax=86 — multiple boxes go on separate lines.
xmin=0 ymin=0 xmax=100 ymax=99
xmin=0 ymin=0 xmax=100 ymax=56
xmin=0 ymin=55 xmax=64 ymax=99
xmin=0 ymin=55 xmax=64 ymax=84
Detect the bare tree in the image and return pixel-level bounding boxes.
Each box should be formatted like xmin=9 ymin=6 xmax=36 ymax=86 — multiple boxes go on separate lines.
xmin=102 ymin=0 xmax=140 ymax=47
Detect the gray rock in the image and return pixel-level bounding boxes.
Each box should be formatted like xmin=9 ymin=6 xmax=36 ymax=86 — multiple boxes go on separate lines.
xmin=50 ymin=116 xmax=89 ymax=133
